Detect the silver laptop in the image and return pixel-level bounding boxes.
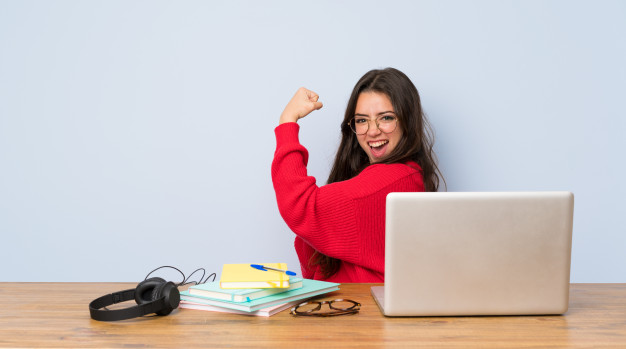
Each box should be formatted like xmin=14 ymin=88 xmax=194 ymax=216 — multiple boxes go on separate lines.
xmin=372 ymin=191 xmax=574 ymax=316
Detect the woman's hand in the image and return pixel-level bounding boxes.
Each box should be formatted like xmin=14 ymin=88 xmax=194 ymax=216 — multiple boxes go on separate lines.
xmin=279 ymin=87 xmax=323 ymax=124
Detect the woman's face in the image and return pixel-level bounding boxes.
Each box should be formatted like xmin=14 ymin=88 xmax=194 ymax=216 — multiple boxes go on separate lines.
xmin=354 ymin=91 xmax=403 ymax=163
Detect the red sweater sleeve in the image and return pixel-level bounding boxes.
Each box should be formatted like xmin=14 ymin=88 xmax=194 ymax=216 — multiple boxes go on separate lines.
xmin=272 ymin=122 xmax=424 ymax=274
xmin=294 ymin=237 xmax=317 ymax=279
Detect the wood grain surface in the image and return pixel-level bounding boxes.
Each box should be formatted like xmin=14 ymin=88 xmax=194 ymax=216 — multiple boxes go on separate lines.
xmin=0 ymin=283 xmax=624 ymax=348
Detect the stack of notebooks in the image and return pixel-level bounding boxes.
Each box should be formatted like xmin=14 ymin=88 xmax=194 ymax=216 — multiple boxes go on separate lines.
xmin=179 ymin=263 xmax=339 ymax=317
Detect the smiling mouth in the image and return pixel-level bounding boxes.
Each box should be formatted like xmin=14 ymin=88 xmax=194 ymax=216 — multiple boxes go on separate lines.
xmin=369 ymin=140 xmax=389 ymax=149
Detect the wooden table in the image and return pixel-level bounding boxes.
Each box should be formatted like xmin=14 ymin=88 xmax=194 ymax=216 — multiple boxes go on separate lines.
xmin=0 ymin=283 xmax=625 ymax=348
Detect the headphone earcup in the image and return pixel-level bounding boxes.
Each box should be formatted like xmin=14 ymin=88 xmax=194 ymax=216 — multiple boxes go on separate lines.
xmin=135 ymin=277 xmax=167 ymax=305
xmin=151 ymin=281 xmax=180 ymax=316
xmin=90 ymin=276 xmax=180 ymax=321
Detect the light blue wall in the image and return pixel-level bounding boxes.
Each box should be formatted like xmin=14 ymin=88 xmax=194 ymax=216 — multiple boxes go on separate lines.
xmin=1 ymin=1 xmax=624 ymax=282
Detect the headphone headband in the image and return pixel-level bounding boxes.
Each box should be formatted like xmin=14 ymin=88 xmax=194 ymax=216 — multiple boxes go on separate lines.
xmin=88 ymin=266 xmax=214 ymax=322
xmin=89 ymin=279 xmax=179 ymax=322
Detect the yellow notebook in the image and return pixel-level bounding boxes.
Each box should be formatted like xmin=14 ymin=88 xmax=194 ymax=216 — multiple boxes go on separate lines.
xmin=220 ymin=263 xmax=290 ymax=289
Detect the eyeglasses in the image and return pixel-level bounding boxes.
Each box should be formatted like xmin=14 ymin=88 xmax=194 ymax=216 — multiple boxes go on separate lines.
xmin=290 ymin=299 xmax=361 ymax=317
xmin=348 ymin=115 xmax=398 ymax=135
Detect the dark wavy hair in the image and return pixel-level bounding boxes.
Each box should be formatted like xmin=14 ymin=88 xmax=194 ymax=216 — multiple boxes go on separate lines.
xmin=310 ymin=67 xmax=444 ymax=279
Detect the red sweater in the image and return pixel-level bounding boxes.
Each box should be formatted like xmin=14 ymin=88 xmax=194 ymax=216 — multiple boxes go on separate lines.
xmin=271 ymin=123 xmax=425 ymax=283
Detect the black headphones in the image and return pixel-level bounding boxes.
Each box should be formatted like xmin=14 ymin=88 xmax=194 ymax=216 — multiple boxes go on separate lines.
xmin=89 ymin=277 xmax=180 ymax=322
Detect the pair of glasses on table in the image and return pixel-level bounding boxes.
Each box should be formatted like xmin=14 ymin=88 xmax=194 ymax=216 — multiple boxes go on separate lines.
xmin=290 ymin=299 xmax=361 ymax=317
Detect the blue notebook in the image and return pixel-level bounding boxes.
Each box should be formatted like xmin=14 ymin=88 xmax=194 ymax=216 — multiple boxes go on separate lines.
xmin=180 ymin=279 xmax=339 ymax=312
xmin=189 ymin=277 xmax=304 ymax=302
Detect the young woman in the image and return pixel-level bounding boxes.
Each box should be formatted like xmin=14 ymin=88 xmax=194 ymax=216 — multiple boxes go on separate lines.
xmin=272 ymin=68 xmax=443 ymax=282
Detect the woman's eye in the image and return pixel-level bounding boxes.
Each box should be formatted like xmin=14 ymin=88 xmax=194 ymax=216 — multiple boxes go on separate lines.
xmin=380 ymin=115 xmax=396 ymax=121
xmin=354 ymin=118 xmax=368 ymax=124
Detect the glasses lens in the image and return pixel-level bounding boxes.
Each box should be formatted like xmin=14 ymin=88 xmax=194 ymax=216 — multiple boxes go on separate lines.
xmin=330 ymin=300 xmax=359 ymax=311
xmin=378 ymin=116 xmax=397 ymax=133
xmin=294 ymin=302 xmax=320 ymax=313
xmin=349 ymin=118 xmax=368 ymax=135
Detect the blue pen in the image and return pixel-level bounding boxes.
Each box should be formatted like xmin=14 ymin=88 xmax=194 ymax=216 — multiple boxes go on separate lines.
xmin=250 ymin=264 xmax=297 ymax=276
